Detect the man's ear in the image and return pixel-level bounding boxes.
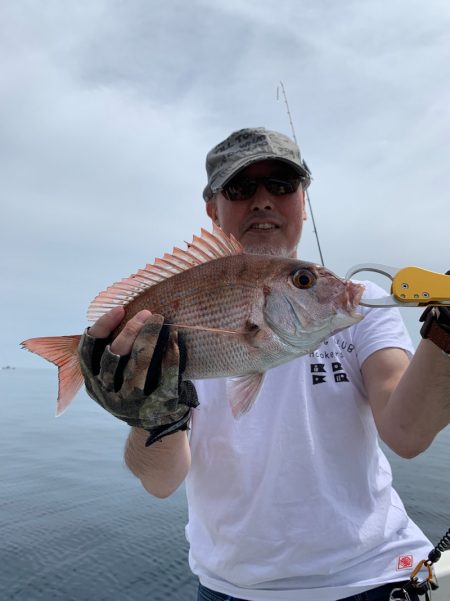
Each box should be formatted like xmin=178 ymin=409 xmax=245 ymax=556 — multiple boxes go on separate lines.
xmin=206 ymin=199 xmax=219 ymax=225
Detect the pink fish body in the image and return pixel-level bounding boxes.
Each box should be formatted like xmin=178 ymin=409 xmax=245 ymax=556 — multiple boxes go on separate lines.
xmin=22 ymin=226 xmax=364 ymax=417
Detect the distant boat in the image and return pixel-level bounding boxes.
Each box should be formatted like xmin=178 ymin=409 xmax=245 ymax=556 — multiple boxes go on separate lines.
xmin=1 ymin=365 xmax=15 ymax=370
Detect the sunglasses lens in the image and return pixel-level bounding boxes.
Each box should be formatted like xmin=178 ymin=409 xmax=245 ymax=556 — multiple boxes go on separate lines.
xmin=266 ymin=177 xmax=301 ymax=195
xmin=224 ymin=179 xmax=257 ymax=201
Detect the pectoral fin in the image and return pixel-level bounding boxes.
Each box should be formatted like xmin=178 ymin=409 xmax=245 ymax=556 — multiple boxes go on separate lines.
xmin=226 ymin=372 xmax=265 ymax=418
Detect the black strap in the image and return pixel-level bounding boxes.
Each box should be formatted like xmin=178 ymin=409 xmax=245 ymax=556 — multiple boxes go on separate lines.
xmin=144 ymin=410 xmax=191 ymax=446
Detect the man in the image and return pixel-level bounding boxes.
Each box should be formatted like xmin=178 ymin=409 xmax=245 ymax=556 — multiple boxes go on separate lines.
xmin=80 ymin=128 xmax=450 ymax=601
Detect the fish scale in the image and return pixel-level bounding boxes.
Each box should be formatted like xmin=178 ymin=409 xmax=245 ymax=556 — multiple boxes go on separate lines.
xmin=118 ymin=254 xmax=296 ymax=378
xmin=120 ymin=255 xmax=267 ymax=378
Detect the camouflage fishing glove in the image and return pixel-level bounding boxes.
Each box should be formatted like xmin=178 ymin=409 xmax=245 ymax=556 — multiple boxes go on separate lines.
xmin=78 ymin=314 xmax=199 ymax=446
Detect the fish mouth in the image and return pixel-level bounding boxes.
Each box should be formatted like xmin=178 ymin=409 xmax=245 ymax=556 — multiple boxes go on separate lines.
xmin=316 ymin=273 xmax=365 ymax=316
xmin=330 ymin=280 xmax=365 ymax=320
xmin=346 ymin=281 xmax=365 ymax=312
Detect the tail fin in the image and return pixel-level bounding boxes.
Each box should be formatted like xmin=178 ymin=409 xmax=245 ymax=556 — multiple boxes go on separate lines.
xmin=21 ymin=335 xmax=83 ymax=415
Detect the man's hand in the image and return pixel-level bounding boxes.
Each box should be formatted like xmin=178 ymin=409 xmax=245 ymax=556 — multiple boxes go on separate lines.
xmin=78 ymin=306 xmax=199 ymax=446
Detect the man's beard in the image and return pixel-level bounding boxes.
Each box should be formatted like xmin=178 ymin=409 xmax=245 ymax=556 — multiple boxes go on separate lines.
xmin=242 ymin=241 xmax=294 ymax=257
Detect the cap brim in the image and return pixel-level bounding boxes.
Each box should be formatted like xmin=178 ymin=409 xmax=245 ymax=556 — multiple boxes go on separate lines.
xmin=203 ymin=154 xmax=310 ymax=200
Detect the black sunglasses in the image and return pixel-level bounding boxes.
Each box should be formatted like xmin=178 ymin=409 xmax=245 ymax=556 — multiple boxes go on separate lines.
xmin=221 ymin=175 xmax=303 ymax=201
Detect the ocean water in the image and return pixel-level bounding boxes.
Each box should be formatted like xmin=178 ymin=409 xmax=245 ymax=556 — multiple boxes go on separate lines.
xmin=1 ymin=369 xmax=449 ymax=601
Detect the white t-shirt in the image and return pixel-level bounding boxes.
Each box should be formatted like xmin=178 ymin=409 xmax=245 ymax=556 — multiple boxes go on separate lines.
xmin=185 ymin=282 xmax=432 ymax=601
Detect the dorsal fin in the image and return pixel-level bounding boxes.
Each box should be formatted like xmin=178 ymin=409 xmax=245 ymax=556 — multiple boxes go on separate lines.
xmin=87 ymin=225 xmax=243 ymax=321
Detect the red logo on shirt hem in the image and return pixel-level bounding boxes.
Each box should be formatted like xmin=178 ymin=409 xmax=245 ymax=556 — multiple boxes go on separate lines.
xmin=397 ymin=555 xmax=413 ymax=570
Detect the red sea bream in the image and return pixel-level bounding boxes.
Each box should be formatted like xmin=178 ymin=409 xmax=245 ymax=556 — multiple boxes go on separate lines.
xmin=22 ymin=226 xmax=364 ymax=417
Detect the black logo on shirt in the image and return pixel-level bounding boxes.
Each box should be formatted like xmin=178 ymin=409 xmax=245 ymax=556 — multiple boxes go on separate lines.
xmin=310 ymin=362 xmax=349 ymax=385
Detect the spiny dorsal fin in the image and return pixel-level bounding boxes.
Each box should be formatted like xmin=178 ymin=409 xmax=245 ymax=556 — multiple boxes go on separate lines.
xmin=87 ymin=225 xmax=243 ymax=321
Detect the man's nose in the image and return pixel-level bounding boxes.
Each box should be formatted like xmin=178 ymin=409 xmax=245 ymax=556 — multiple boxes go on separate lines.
xmin=249 ymin=185 xmax=274 ymax=211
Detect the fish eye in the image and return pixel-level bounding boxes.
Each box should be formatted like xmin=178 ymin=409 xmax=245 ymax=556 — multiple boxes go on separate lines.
xmin=291 ymin=268 xmax=316 ymax=289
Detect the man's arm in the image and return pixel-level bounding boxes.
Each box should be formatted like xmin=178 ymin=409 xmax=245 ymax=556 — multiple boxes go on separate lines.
xmin=362 ymin=341 xmax=450 ymax=458
xmin=88 ymin=307 xmax=192 ymax=498
xmin=124 ymin=427 xmax=191 ymax=498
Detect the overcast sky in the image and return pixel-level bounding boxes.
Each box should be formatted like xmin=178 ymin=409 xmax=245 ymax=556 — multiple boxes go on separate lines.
xmin=2 ymin=0 xmax=449 ymax=370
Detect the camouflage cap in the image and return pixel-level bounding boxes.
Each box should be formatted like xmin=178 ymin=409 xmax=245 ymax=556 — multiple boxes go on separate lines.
xmin=203 ymin=127 xmax=312 ymax=201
